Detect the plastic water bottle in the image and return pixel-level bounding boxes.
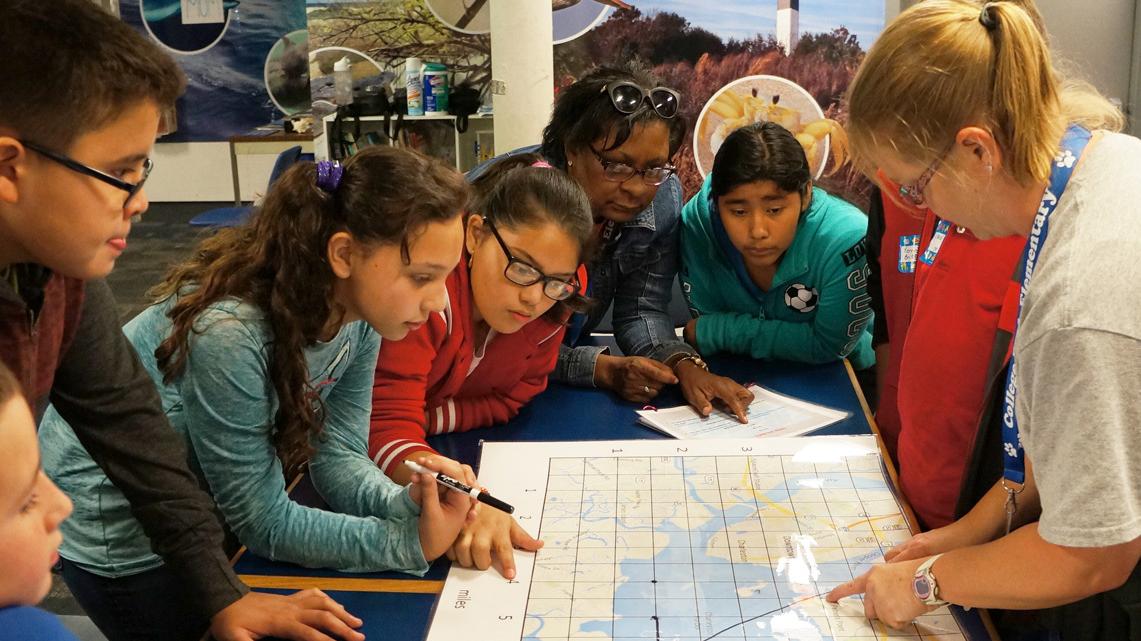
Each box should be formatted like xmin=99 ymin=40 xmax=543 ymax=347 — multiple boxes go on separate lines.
xmin=334 ymin=57 xmax=353 ymax=106
xmin=405 ymin=57 xmax=424 ymax=116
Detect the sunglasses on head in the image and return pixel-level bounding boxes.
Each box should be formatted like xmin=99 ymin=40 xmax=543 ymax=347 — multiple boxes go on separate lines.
xmin=602 ymin=81 xmax=681 ymax=119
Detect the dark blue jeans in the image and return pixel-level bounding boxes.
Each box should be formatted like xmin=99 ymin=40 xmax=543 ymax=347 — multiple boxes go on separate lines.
xmin=60 ymin=558 xmax=209 ymax=641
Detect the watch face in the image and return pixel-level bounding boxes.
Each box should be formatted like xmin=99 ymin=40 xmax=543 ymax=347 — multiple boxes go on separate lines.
xmin=913 ymin=575 xmax=932 ymax=600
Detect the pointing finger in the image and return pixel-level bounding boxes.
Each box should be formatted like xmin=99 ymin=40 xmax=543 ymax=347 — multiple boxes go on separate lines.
xmin=827 ymin=573 xmax=869 ymax=602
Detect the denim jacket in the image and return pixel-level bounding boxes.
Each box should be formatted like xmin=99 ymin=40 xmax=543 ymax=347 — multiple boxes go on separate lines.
xmin=469 ymin=147 xmax=697 ymax=387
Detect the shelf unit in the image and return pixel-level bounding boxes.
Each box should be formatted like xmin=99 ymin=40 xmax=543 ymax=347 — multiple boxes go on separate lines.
xmin=321 ymin=112 xmax=494 ymax=173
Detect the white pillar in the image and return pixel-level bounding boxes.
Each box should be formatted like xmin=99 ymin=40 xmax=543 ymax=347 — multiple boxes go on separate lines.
xmin=490 ymin=0 xmax=554 ymax=154
xmin=776 ymin=0 xmax=800 ymax=55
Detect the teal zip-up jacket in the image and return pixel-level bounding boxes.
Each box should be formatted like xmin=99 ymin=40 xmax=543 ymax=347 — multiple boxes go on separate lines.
xmin=39 ymin=296 xmax=428 ymax=578
xmin=680 ymin=177 xmax=875 ymax=370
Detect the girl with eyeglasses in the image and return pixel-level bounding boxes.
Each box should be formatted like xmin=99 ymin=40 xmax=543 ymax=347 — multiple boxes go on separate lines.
xmin=370 ymin=154 xmax=593 ymax=581
xmin=679 ymin=122 xmax=876 ymax=395
xmin=825 ymin=1 xmax=1141 ymax=638
xmin=470 ymin=64 xmax=755 ymax=424
xmin=37 ymin=146 xmax=482 ymax=641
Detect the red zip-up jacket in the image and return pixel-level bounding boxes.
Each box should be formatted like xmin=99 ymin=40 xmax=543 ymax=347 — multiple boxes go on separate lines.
xmin=369 ymin=259 xmax=581 ymax=475
xmin=0 ymin=267 xmax=84 ymax=409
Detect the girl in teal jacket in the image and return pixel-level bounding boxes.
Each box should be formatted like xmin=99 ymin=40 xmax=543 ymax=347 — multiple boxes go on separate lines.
xmin=680 ymin=122 xmax=875 ymax=372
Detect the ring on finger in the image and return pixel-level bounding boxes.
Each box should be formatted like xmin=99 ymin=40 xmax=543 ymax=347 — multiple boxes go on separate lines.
xmin=642 ymin=385 xmax=651 ymax=393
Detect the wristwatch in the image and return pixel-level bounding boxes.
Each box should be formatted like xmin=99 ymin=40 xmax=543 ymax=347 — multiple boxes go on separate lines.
xmin=912 ymin=554 xmax=949 ymax=606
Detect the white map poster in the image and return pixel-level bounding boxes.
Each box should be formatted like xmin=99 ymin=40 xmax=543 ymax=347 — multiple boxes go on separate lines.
xmin=426 ymin=437 xmax=973 ymax=641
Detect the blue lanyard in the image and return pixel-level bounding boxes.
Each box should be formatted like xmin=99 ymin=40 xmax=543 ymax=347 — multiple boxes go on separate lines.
xmin=1002 ymin=125 xmax=1092 ymax=486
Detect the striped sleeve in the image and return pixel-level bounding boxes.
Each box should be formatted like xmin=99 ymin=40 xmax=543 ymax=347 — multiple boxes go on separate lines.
xmin=369 ymin=311 xmax=449 ymax=477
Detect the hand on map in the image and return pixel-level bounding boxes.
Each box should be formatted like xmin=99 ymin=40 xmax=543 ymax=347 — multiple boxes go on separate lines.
xmin=210 ymin=589 xmax=365 ymax=641
xmin=595 ymin=354 xmax=677 ymax=402
xmin=409 ymin=457 xmax=481 ymax=561
xmin=447 ymin=504 xmax=544 ymax=580
xmin=884 ymin=529 xmax=957 ymax=563
xmin=676 ymin=361 xmax=754 ymax=423
xmin=826 ymin=556 xmax=937 ymax=629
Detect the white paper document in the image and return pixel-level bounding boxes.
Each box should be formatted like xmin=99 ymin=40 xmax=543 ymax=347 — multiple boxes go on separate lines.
xmin=425 ymin=436 xmax=972 ymax=641
xmin=636 ymin=384 xmax=849 ymax=440
xmin=181 ymin=0 xmax=225 ymax=25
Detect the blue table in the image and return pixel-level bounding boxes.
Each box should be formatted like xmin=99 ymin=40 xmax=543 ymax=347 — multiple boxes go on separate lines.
xmin=428 ymin=353 xmax=873 ymax=466
xmin=233 ymin=353 xmax=997 ymax=640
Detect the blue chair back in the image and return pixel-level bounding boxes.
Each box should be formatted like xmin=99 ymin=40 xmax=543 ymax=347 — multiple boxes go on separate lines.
xmin=190 ymin=145 xmax=307 ymax=228
xmin=267 ymin=145 xmax=304 ymax=187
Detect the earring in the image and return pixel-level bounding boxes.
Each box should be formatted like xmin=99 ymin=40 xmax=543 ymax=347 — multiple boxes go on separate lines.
xmin=567 ymin=160 xmax=574 ymax=167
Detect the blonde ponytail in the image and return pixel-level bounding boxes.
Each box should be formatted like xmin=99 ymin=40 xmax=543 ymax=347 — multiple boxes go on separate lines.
xmin=1059 ymin=77 xmax=1126 ymax=133
xmin=846 ymin=0 xmax=1123 ymax=186
xmin=985 ymin=1 xmax=1062 ymax=184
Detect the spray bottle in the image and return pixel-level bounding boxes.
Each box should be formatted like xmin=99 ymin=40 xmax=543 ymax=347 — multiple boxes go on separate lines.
xmin=405 ymin=57 xmax=424 ymax=116
xmin=333 ymin=56 xmax=354 ymax=106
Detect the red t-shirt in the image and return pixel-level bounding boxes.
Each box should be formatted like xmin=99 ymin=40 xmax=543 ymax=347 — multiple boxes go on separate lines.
xmin=874 ymin=197 xmax=925 ymax=459
xmin=896 ymin=213 xmax=1023 ymax=528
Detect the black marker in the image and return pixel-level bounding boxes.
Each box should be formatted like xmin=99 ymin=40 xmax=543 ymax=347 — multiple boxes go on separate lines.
xmin=405 ymin=460 xmax=515 ymax=514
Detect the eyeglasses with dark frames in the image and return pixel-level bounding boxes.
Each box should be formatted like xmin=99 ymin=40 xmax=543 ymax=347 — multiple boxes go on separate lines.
xmin=601 ymin=81 xmax=681 ymax=119
xmin=20 ymin=140 xmax=153 ymax=208
xmin=483 ymin=217 xmax=579 ymax=302
xmin=589 ymin=146 xmax=675 ymax=187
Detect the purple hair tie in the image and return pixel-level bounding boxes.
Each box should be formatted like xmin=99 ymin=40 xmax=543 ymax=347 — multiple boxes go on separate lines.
xmin=316 ymin=160 xmax=344 ymax=193
xmin=530 ymin=160 xmax=554 ymax=169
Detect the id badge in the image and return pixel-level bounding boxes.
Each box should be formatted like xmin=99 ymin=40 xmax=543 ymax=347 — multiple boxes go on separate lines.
xmin=898 ymin=234 xmax=920 ymax=273
xmin=919 ymin=220 xmax=951 ymax=266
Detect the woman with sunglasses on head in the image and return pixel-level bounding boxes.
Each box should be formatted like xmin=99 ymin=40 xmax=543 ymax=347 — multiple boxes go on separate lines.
xmin=472 ymin=64 xmax=755 ymax=421
xmin=824 ymin=2 xmax=1141 ymax=638
xmin=370 ymin=155 xmax=593 ymax=581
xmin=679 ymin=122 xmax=876 ymax=395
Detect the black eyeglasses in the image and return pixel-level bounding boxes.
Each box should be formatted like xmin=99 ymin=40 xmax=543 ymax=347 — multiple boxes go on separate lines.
xmin=20 ymin=140 xmax=153 ymax=208
xmin=602 ymin=81 xmax=681 ymax=119
xmin=483 ymin=217 xmax=579 ymax=302
xmin=589 ymin=146 xmax=675 ymax=186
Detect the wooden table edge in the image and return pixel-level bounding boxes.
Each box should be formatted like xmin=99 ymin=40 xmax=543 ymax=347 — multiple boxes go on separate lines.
xmin=843 ymin=359 xmax=1002 ymax=641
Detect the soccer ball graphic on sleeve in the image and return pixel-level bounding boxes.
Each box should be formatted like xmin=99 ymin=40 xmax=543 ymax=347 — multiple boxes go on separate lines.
xmin=784 ymin=283 xmax=819 ymax=313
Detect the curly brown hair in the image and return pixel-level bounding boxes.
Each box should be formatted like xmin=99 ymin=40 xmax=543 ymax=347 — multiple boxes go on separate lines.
xmin=150 ymin=146 xmax=469 ymax=475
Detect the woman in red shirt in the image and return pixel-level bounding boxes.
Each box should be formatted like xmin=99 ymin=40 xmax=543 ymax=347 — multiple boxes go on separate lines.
xmin=370 ymin=154 xmax=592 ymax=579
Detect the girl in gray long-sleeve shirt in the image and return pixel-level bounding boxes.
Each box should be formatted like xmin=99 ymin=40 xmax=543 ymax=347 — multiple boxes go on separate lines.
xmin=39 ymin=147 xmax=478 ymax=641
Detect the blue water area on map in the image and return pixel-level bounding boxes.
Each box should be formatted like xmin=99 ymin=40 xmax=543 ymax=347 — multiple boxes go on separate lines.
xmin=611 ymin=460 xmax=800 ymax=639
xmin=526 ymin=458 xmax=898 ymax=640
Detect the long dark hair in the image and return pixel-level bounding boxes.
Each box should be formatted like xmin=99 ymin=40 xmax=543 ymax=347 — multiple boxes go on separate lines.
xmin=151 ymin=146 xmax=469 ymax=475
xmin=711 ymin=122 xmax=813 ymax=201
xmin=540 ymin=64 xmax=686 ymax=168
xmin=470 ymin=154 xmax=594 ymax=320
